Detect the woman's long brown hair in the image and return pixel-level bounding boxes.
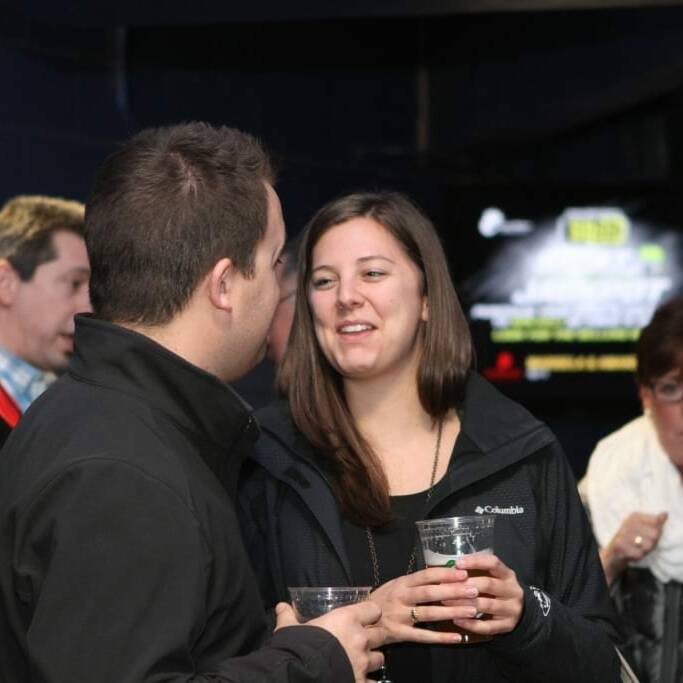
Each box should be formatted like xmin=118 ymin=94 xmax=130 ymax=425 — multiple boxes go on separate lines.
xmin=278 ymin=192 xmax=473 ymax=526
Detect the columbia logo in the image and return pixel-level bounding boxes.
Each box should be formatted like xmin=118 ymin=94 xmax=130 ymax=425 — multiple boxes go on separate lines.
xmin=530 ymin=585 xmax=551 ymax=616
xmin=474 ymin=504 xmax=525 ymax=515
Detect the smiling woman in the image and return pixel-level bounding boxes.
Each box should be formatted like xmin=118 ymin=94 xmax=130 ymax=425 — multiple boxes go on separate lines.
xmin=308 ymin=216 xmax=427 ymax=383
xmin=240 ymin=190 xmax=622 ymax=683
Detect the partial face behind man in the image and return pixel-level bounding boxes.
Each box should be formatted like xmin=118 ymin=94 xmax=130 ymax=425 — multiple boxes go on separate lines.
xmin=267 ymin=249 xmax=297 ymax=366
xmin=0 ymin=228 xmax=91 ymax=372
xmin=226 ymin=184 xmax=286 ymax=378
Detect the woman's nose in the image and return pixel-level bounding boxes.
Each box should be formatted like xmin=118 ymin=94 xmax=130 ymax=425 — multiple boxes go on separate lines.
xmin=336 ymin=278 xmax=362 ymax=309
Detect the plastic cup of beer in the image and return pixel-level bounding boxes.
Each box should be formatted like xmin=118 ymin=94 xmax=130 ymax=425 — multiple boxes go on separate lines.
xmin=415 ymin=515 xmax=496 ymax=643
xmin=287 ymin=586 xmax=373 ymax=623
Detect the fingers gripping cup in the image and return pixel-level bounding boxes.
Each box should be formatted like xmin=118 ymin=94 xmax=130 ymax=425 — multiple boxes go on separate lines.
xmin=415 ymin=515 xmax=496 ymax=643
xmin=287 ymin=586 xmax=373 ymax=623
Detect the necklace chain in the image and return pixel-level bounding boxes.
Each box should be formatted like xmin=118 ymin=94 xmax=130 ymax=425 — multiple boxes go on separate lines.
xmin=365 ymin=419 xmax=444 ymax=587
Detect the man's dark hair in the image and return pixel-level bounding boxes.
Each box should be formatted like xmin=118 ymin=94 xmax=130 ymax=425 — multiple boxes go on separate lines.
xmin=636 ymin=294 xmax=683 ymax=385
xmin=0 ymin=196 xmax=85 ymax=281
xmin=85 ymin=122 xmax=275 ymax=325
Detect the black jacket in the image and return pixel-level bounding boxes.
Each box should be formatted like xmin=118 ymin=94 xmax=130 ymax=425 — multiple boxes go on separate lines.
xmin=0 ymin=418 xmax=10 ymax=450
xmin=0 ymin=382 xmax=20 ymax=450
xmin=240 ymin=373 xmax=622 ymax=683
xmin=0 ymin=316 xmax=352 ymax=683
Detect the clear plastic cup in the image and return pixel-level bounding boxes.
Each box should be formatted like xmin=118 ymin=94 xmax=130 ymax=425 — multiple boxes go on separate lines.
xmin=416 ymin=515 xmax=495 ymax=565
xmin=287 ymin=586 xmax=373 ymax=623
xmin=415 ymin=515 xmax=495 ymax=642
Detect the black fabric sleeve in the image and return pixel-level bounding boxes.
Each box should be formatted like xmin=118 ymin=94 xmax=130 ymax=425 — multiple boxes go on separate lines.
xmin=14 ymin=458 xmax=351 ymax=683
xmin=486 ymin=443 xmax=622 ymax=682
xmin=238 ymin=458 xmax=284 ymax=609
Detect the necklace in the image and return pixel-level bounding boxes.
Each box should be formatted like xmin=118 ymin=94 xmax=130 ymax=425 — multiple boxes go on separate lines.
xmin=364 ymin=419 xmax=443 ymax=683
xmin=365 ymin=418 xmax=444 ymax=585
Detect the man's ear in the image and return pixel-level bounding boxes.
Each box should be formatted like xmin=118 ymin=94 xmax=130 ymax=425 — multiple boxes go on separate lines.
xmin=0 ymin=260 xmax=20 ymax=306
xmin=206 ymin=257 xmax=235 ymax=312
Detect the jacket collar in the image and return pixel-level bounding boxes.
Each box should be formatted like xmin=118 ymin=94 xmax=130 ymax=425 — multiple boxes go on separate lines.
xmin=433 ymin=373 xmax=555 ymax=501
xmin=256 ymin=373 xmax=554 ymax=477
xmin=255 ymin=399 xmax=352 ymax=579
xmin=69 ymin=315 xmax=258 ymax=490
xmin=462 ymin=373 xmax=548 ymax=453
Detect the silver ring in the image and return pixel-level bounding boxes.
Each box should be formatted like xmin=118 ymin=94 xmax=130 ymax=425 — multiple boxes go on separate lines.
xmin=634 ymin=535 xmax=643 ymax=547
xmin=410 ymin=606 xmax=419 ymax=624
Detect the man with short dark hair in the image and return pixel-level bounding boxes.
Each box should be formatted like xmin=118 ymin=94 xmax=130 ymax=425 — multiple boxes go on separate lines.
xmin=0 ymin=195 xmax=91 ymax=446
xmin=0 ymin=123 xmax=384 ymax=682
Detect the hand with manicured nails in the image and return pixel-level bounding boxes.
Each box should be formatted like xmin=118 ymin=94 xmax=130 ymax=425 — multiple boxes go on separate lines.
xmin=368 ymin=566 xmax=478 ymax=645
xmin=440 ymin=553 xmax=524 ymax=637
xmin=600 ymin=511 xmax=668 ymax=585
xmin=275 ymin=601 xmax=386 ymax=683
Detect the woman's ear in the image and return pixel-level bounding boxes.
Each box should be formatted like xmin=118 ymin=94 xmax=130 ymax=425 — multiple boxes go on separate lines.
xmin=639 ymin=384 xmax=652 ymax=415
xmin=0 ymin=260 xmax=19 ymax=306
xmin=421 ymin=296 xmax=429 ymax=322
xmin=206 ymin=257 xmax=234 ymax=312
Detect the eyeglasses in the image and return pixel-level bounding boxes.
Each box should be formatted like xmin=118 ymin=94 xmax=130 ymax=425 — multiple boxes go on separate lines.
xmin=650 ymin=378 xmax=683 ymax=404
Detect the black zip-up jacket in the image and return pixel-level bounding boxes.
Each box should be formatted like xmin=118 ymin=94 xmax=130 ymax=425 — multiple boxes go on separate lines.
xmin=0 ymin=316 xmax=352 ymax=683
xmin=240 ymin=373 xmax=622 ymax=683
xmin=0 ymin=418 xmax=10 ymax=450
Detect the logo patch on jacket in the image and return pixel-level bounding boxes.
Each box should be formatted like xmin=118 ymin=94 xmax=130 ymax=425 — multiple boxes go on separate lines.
xmin=474 ymin=504 xmax=524 ymax=515
xmin=530 ymin=586 xmax=551 ymax=617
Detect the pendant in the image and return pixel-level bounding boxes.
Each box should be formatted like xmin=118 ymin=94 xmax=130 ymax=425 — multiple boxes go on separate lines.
xmin=377 ymin=664 xmax=394 ymax=683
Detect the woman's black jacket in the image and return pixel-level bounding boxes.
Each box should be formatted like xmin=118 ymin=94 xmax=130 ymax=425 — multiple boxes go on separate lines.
xmin=240 ymin=373 xmax=622 ymax=682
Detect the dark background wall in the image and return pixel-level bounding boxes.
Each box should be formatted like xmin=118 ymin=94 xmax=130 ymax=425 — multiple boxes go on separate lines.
xmin=3 ymin=1 xmax=683 ymax=475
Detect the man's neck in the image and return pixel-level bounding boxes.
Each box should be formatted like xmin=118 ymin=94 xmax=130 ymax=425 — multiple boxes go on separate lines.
xmin=117 ymin=307 xmax=233 ymax=382
xmin=118 ymin=319 xmax=204 ymax=370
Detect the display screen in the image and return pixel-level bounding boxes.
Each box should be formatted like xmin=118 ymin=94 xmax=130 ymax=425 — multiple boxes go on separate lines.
xmin=458 ymin=196 xmax=683 ymax=400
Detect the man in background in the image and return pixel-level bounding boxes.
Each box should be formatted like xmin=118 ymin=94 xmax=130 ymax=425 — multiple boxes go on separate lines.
xmin=267 ymin=236 xmax=299 ymax=366
xmin=0 ymin=195 xmax=91 ymax=446
xmin=232 ymin=234 xmax=298 ymax=405
xmin=0 ymin=123 xmax=383 ymax=682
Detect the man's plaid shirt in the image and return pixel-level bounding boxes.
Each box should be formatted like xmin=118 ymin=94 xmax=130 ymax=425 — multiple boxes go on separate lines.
xmin=0 ymin=345 xmax=55 ymax=413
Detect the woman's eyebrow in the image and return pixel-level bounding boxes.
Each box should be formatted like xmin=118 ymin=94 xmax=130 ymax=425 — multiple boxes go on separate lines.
xmin=312 ymin=255 xmax=395 ymax=272
xmin=357 ymin=255 xmax=395 ymax=264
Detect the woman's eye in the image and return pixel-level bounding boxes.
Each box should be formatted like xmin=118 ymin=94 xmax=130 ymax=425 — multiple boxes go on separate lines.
xmin=365 ymin=270 xmax=384 ymax=278
xmin=660 ymin=383 xmax=680 ymax=395
xmin=311 ymin=277 xmax=334 ymax=289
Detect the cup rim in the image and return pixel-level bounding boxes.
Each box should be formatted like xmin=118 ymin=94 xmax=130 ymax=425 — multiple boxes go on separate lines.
xmin=415 ymin=515 xmax=496 ymax=529
xmin=288 ymin=586 xmax=373 ymax=594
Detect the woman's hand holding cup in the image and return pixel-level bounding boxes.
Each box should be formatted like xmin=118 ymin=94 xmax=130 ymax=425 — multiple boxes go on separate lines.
xmin=444 ymin=552 xmax=524 ymax=637
xmin=369 ymin=566 xmax=478 ymax=645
